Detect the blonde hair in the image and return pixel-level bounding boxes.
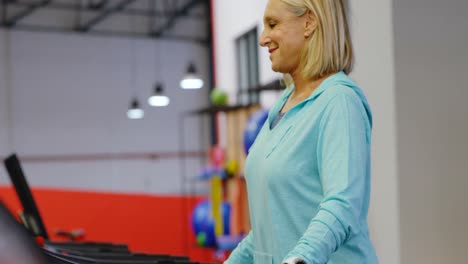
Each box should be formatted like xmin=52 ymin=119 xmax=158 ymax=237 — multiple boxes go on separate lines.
xmin=280 ymin=0 xmax=353 ymax=85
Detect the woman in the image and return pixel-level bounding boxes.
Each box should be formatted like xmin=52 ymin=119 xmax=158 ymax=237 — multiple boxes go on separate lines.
xmin=224 ymin=0 xmax=378 ymax=263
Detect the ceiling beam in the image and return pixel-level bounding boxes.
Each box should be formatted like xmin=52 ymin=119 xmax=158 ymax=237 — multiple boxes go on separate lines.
xmin=77 ymin=0 xmax=136 ymax=32
xmin=4 ymin=0 xmax=51 ymax=27
xmin=151 ymin=0 xmax=201 ymax=37
xmin=3 ymin=23 xmax=209 ymax=45
xmin=2 ymin=1 xmax=204 ymax=19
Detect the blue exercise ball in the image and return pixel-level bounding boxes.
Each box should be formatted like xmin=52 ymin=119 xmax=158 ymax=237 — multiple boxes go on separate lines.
xmin=191 ymin=200 xmax=231 ymax=247
xmin=243 ymin=109 xmax=269 ymax=154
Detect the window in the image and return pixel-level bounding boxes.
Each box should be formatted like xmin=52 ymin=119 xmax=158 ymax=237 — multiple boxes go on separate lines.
xmin=236 ymin=27 xmax=259 ymax=105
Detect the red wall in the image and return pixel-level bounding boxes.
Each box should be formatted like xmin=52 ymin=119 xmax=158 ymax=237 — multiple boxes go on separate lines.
xmin=0 ymin=185 xmax=218 ymax=262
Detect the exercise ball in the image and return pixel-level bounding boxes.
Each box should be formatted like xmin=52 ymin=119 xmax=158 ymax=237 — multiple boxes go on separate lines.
xmin=191 ymin=200 xmax=231 ymax=247
xmin=210 ymin=89 xmax=228 ymax=106
xmin=243 ymin=109 xmax=269 ymax=154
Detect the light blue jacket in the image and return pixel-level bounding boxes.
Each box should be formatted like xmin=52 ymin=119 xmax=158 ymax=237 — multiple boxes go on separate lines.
xmin=225 ymin=72 xmax=378 ymax=264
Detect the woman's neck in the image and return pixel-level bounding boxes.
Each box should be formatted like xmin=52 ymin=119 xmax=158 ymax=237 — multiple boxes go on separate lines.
xmin=279 ymin=72 xmax=335 ymax=113
xmin=290 ymin=72 xmax=334 ymax=100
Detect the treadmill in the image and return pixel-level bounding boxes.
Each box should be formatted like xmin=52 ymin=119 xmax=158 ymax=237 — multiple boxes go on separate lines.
xmin=3 ymin=154 xmax=130 ymax=254
xmin=3 ymin=154 xmax=208 ymax=264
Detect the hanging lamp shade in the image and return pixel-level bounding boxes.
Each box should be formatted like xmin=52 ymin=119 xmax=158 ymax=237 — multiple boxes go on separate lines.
xmin=148 ymin=83 xmax=170 ymax=107
xmin=127 ymin=98 xmax=144 ymax=119
xmin=180 ymin=62 xmax=204 ymax=89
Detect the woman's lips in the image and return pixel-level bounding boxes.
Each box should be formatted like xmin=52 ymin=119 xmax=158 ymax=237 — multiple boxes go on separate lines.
xmin=269 ymin=48 xmax=278 ymax=54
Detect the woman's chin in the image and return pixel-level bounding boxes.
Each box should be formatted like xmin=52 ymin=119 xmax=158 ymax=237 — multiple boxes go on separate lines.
xmin=270 ymin=63 xmax=281 ymax=73
xmin=271 ymin=64 xmax=286 ymax=74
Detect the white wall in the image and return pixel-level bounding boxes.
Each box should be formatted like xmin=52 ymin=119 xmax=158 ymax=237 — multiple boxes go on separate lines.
xmin=394 ymin=0 xmax=468 ymax=263
xmin=0 ymin=29 xmax=211 ymax=195
xmin=348 ymin=1 xmax=400 ymax=263
xmin=213 ymin=1 xmax=400 ymax=263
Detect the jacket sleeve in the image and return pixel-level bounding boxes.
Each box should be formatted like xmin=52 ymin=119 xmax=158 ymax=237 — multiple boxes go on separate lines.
xmin=224 ymin=230 xmax=254 ymax=264
xmin=283 ymin=93 xmax=371 ymax=264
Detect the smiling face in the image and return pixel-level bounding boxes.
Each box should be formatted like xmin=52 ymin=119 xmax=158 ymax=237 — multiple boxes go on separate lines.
xmin=259 ymin=0 xmax=310 ymax=76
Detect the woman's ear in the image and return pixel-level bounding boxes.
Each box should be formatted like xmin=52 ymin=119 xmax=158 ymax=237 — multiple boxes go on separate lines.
xmin=304 ymin=10 xmax=317 ymax=38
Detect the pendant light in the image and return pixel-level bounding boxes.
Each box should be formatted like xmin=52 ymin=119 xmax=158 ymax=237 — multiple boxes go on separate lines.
xmin=148 ymin=83 xmax=170 ymax=107
xmin=126 ymin=9 xmax=144 ymax=119
xmin=148 ymin=28 xmax=170 ymax=108
xmin=180 ymin=62 xmax=204 ymax=89
xmin=127 ymin=98 xmax=144 ymax=119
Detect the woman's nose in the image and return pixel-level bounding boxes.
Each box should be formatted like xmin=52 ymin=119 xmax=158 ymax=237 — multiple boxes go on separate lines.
xmin=259 ymin=30 xmax=269 ymax=47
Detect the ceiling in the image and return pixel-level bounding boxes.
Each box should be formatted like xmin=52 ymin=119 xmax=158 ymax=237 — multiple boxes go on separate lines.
xmin=0 ymin=0 xmax=210 ymax=44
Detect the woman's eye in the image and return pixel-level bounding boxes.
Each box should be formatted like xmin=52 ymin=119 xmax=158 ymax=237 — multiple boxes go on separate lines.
xmin=269 ymin=23 xmax=276 ymax=28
